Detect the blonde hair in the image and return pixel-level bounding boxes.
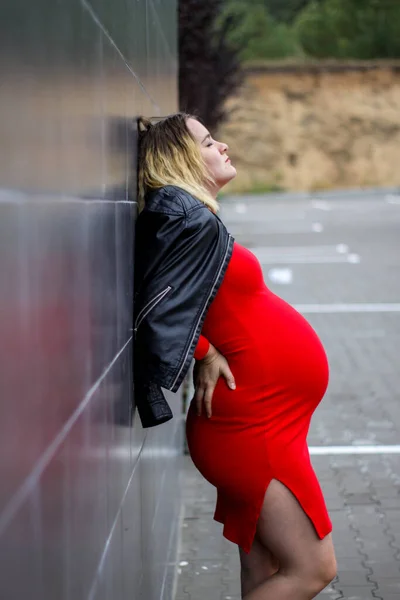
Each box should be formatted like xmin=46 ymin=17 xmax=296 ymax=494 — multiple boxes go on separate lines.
xmin=137 ymin=112 xmax=219 ymax=213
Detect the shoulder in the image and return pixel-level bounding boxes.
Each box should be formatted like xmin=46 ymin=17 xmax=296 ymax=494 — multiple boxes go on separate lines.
xmin=144 ymin=186 xmax=206 ymax=217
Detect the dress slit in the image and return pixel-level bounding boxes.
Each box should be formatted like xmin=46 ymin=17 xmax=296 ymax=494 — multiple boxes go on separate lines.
xmin=215 ymin=470 xmax=329 ymax=554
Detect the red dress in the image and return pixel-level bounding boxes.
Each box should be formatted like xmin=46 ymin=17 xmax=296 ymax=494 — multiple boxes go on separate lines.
xmin=186 ymin=242 xmax=332 ymax=553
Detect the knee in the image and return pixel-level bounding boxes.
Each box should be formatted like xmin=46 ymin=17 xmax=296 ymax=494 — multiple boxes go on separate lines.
xmin=322 ymin=554 xmax=337 ymax=585
xmin=309 ymin=555 xmax=337 ymax=593
xmin=288 ymin=554 xmax=337 ymax=596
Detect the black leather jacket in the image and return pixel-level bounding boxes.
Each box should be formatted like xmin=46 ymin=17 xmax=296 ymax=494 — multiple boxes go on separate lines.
xmin=134 ymin=185 xmax=234 ymax=428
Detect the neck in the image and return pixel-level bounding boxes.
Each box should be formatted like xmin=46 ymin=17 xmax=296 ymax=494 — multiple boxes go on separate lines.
xmin=205 ymin=182 xmax=219 ymax=199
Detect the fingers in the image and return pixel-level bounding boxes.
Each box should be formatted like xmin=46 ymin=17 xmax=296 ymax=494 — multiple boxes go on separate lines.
xmin=193 ymin=355 xmax=236 ymax=419
xmin=195 ymin=384 xmax=204 ymax=417
xmin=222 ymin=365 xmax=236 ymax=390
xmin=194 ymin=384 xmax=214 ymax=418
xmin=203 ymin=384 xmax=215 ymax=419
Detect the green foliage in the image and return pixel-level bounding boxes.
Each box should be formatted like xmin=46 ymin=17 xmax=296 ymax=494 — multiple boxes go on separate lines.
xmin=222 ymin=0 xmax=400 ymax=61
xmin=263 ymin=0 xmax=311 ymax=24
xmin=224 ymin=1 xmax=301 ymax=60
xmin=294 ymin=0 xmax=400 ymax=59
xmin=294 ymin=1 xmax=341 ymax=58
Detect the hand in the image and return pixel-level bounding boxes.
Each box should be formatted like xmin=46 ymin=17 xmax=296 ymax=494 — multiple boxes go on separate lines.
xmin=193 ymin=344 xmax=236 ymax=418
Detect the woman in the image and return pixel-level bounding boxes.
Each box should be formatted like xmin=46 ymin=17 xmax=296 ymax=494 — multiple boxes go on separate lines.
xmin=135 ymin=112 xmax=337 ymax=599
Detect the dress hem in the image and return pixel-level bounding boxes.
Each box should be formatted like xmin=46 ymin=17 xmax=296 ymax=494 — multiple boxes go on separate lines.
xmin=214 ymin=473 xmax=333 ymax=554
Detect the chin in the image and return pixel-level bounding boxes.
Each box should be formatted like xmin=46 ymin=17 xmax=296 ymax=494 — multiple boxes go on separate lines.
xmin=224 ymin=166 xmax=237 ymax=184
xmin=214 ymin=166 xmax=237 ymax=192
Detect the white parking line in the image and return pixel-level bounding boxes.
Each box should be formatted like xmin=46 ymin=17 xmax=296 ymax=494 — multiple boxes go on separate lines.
xmin=252 ymin=245 xmax=360 ymax=264
xmin=386 ymin=194 xmax=400 ymax=204
xmin=312 ymin=200 xmax=331 ymax=211
xmin=311 ymin=222 xmax=324 ymax=232
xmin=268 ymin=268 xmax=293 ymax=285
xmin=87 ymin=444 xmax=400 ymax=459
xmin=347 ymin=253 xmax=361 ymax=263
xmin=260 ymin=255 xmax=357 ymax=264
xmin=309 ymin=445 xmax=400 ymax=455
xmin=235 ymin=203 xmax=247 ymax=213
xmin=295 ymin=303 xmax=400 ymax=313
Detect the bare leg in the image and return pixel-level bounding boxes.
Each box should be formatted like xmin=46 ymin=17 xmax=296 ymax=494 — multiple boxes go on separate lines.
xmin=243 ymin=480 xmax=337 ymax=599
xmin=239 ymin=536 xmax=279 ymax=596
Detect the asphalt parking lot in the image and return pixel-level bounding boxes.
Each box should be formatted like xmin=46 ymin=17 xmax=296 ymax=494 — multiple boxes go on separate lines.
xmin=174 ymin=188 xmax=400 ymax=600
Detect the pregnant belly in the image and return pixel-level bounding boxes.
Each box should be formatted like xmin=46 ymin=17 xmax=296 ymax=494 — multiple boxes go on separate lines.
xmin=203 ymin=295 xmax=329 ymax=419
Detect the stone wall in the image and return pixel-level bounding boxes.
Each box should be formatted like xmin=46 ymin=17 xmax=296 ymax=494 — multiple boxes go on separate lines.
xmin=220 ymin=62 xmax=400 ymax=194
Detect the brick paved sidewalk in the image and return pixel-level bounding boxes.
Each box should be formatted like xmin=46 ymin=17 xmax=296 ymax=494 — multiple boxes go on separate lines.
xmin=174 ymin=453 xmax=400 ymax=600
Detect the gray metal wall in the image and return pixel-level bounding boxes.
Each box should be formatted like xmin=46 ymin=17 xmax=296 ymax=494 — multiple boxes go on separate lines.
xmin=0 ymin=1 xmax=181 ymax=599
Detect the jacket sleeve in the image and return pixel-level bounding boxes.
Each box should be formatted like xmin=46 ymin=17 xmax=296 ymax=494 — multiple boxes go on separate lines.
xmin=194 ymin=334 xmax=210 ymax=360
xmin=134 ymin=188 xmax=233 ymax=427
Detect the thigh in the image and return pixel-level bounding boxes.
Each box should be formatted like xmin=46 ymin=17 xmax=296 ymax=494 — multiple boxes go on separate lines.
xmin=256 ymin=479 xmax=336 ymax=578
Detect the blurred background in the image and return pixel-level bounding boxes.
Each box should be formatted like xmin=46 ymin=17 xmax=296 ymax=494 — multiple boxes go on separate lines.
xmin=179 ymin=0 xmax=400 ymax=194
xmin=0 ymin=0 xmax=399 ymax=599
xmin=177 ymin=3 xmax=400 ymax=600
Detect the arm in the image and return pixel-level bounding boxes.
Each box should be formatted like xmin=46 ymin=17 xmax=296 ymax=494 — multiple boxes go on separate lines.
xmin=194 ymin=334 xmax=211 ymax=361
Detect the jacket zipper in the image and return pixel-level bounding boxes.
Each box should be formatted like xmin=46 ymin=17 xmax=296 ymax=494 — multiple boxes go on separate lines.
xmin=134 ymin=286 xmax=172 ymax=335
xmin=170 ymin=234 xmax=232 ymax=390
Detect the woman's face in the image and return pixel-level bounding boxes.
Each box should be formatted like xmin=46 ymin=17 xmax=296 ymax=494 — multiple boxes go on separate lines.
xmin=187 ymin=118 xmax=237 ymax=195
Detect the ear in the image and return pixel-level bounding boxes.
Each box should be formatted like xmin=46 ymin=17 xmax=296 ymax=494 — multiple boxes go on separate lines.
xmin=137 ymin=116 xmax=152 ymax=133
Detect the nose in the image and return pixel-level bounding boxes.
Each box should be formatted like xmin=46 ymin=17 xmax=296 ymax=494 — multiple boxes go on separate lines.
xmin=219 ymin=141 xmax=228 ymax=153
